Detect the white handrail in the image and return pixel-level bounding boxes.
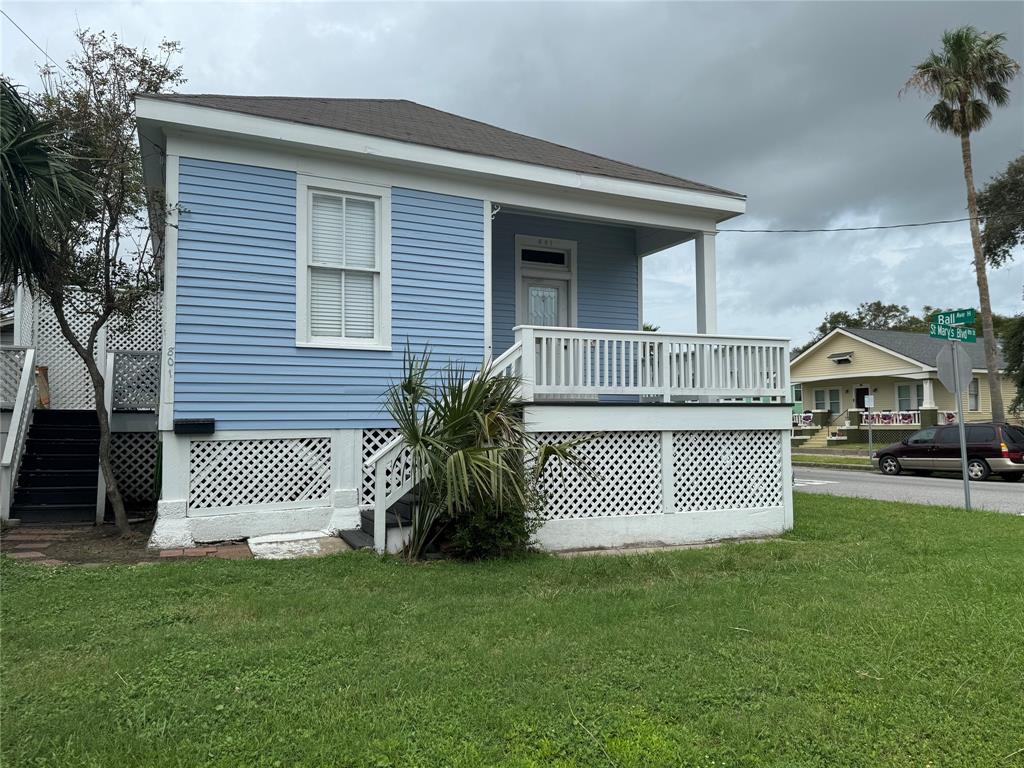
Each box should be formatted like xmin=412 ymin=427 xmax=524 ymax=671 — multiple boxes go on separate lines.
xmin=1 ymin=348 xmax=37 ymax=521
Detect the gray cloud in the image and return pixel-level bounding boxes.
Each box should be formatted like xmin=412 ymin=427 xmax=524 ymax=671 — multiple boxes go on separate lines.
xmin=3 ymin=0 xmax=1022 ymax=346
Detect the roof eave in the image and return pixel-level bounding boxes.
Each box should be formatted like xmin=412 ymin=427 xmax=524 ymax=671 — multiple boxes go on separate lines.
xmin=134 ymin=95 xmax=746 ymax=221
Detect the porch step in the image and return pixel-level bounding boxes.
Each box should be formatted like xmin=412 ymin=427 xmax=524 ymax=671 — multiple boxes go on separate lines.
xmin=359 ymin=502 xmax=413 ymax=536
xmin=13 ymin=486 xmax=97 ymax=506
xmin=20 ymin=453 xmax=99 ymax=471
xmin=11 ymin=503 xmax=96 ymax=523
xmin=338 ymin=529 xmax=375 ymax=550
xmin=29 ymin=424 xmax=100 ymax=439
xmin=16 ymin=468 xmax=96 ymax=487
xmin=32 ymin=409 xmax=98 ymax=426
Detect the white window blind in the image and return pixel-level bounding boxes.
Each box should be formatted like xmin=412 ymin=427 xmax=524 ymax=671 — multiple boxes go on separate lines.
xmin=308 ymin=192 xmax=379 ymax=341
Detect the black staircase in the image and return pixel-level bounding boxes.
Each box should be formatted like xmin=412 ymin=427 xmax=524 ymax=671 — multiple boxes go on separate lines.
xmin=12 ymin=410 xmax=100 ymax=524
xmin=338 ymin=498 xmax=413 ymax=551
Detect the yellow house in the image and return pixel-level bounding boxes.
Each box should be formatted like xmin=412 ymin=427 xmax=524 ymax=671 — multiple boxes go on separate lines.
xmin=790 ymin=328 xmax=1017 ymax=439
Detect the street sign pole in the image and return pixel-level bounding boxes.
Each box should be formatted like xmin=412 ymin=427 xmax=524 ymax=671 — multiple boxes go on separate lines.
xmin=951 ymin=341 xmax=972 ymax=512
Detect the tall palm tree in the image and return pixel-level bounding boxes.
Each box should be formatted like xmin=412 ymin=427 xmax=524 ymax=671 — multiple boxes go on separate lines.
xmin=0 ymin=77 xmax=89 ymax=290
xmin=903 ymin=26 xmax=1020 ymax=423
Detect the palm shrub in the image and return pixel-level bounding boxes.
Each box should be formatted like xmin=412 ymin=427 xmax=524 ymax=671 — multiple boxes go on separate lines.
xmin=384 ymin=349 xmax=588 ymax=561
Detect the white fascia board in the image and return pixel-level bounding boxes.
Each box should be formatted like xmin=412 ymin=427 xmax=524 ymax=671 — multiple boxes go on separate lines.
xmin=791 ymin=368 xmax=927 ymax=384
xmin=135 ymin=97 xmax=745 ymax=221
xmin=161 ymin=129 xmax=725 ymax=234
xmin=524 ymin=404 xmax=792 ymax=432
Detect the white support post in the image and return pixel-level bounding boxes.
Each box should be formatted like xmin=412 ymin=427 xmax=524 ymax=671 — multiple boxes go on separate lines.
xmin=519 ymin=327 xmax=536 ymax=402
xmin=780 ymin=430 xmax=794 ymax=530
xmin=921 ymin=378 xmax=936 ymax=409
xmin=483 ymin=200 xmax=493 ymax=361
xmin=373 ymin=460 xmax=387 ymax=554
xmin=95 ymin=352 xmax=115 ymax=524
xmin=660 ymin=431 xmax=674 ymax=513
xmin=695 ymin=231 xmax=718 ymax=335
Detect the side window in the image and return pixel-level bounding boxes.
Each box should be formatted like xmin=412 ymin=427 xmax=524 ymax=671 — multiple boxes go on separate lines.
xmin=814 ymin=389 xmax=826 ymax=410
xmin=968 ymin=378 xmax=980 ymax=411
xmin=908 ymin=428 xmax=937 ymax=444
xmin=936 ymin=428 xmax=960 ymax=445
xmin=966 ymin=425 xmax=996 ymax=443
xmin=897 ymin=384 xmax=912 ymax=412
xmin=296 ymin=176 xmax=391 ymax=349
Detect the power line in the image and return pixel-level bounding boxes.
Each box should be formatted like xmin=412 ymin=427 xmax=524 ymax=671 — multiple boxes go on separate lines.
xmin=1 ymin=10 xmax=68 ymax=76
xmin=719 ymin=212 xmax=1021 ymax=234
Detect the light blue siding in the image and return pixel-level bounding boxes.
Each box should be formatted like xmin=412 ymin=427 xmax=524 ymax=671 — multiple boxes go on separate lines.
xmin=174 ymin=157 xmax=485 ymax=430
xmin=491 ymin=212 xmax=639 ymax=353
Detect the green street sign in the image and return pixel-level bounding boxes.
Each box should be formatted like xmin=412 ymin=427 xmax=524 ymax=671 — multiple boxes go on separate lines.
xmin=932 ymin=308 xmax=976 ymax=327
xmin=930 ymin=323 xmax=977 ymax=343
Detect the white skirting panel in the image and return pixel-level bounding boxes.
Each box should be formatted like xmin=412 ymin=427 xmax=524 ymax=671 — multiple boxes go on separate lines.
xmin=149 ymin=428 xmax=363 ymax=548
xmin=528 ymin=404 xmax=793 ymax=551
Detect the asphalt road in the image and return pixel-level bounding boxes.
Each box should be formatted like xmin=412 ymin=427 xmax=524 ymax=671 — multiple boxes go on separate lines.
xmin=794 ymin=466 xmax=1023 ymax=515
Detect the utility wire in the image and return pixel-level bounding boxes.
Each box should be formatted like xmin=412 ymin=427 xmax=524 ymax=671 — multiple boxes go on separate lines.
xmin=719 ymin=212 xmax=1021 ymax=234
xmin=1 ymin=10 xmax=68 ymax=76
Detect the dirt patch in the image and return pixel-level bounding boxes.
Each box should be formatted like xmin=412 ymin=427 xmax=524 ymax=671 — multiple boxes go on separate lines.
xmin=1 ymin=520 xmax=166 ymax=565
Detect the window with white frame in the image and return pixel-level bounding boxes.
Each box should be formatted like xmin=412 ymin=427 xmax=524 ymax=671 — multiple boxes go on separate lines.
xmin=968 ymin=377 xmax=979 ymax=411
xmin=297 ymin=178 xmax=390 ymax=348
xmin=897 ymin=384 xmax=912 ymax=411
xmin=814 ymin=389 xmax=826 ymax=410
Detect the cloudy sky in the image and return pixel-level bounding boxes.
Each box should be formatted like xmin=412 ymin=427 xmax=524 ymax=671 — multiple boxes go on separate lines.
xmin=3 ymin=1 xmax=1022 ymax=345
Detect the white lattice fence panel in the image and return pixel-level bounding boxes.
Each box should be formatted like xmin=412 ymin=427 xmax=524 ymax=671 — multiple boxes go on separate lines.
xmin=113 ymin=352 xmax=160 ymax=410
xmin=111 ymin=432 xmax=159 ymax=503
xmin=1 ymin=348 xmax=26 ymax=407
xmin=188 ymin=437 xmax=331 ymax=512
xmin=672 ymin=430 xmax=783 ymax=513
xmin=33 ymin=296 xmax=96 ymax=409
xmin=361 ymin=428 xmax=408 ymax=506
xmin=535 ymin=431 xmax=662 ymax=520
xmin=106 ymin=293 xmax=162 ymax=351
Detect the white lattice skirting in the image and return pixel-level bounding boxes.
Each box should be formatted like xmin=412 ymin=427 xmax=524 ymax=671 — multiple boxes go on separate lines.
xmin=111 ymin=432 xmax=159 ymax=505
xmin=188 ymin=437 xmax=332 ymax=515
xmin=533 ymin=428 xmax=790 ymax=551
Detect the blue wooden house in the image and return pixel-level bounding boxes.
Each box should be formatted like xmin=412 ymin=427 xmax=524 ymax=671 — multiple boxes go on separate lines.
xmin=2 ymin=96 xmax=794 ymax=551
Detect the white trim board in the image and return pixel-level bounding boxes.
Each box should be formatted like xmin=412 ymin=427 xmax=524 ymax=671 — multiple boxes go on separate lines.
xmin=158 ymin=131 xmax=727 ymax=235
xmin=135 ymin=97 xmax=746 ymax=219
xmin=524 ymin=404 xmax=792 ymax=432
xmin=158 ymin=151 xmax=180 ymax=432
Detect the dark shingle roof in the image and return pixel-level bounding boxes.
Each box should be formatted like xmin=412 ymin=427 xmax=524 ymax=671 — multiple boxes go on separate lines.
xmin=145 ymin=95 xmax=742 ymax=198
xmin=844 ymin=328 xmax=1004 ymax=370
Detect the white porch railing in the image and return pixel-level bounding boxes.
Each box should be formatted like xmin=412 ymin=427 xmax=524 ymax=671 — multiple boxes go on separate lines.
xmin=111 ymin=351 xmax=161 ymax=410
xmin=1 ymin=348 xmax=37 ymax=521
xmin=861 ymin=411 xmax=921 ymax=426
xmin=516 ymin=326 xmax=790 ymax=401
xmin=792 ymin=412 xmax=815 ymax=428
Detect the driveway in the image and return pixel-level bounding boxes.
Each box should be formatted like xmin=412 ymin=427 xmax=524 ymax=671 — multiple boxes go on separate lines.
xmin=794 ymin=466 xmax=1023 ymax=515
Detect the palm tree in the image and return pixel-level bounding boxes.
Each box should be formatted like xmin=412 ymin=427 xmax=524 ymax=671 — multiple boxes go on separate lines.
xmin=903 ymin=26 xmax=1020 ymax=423
xmin=0 ymin=77 xmax=89 ymax=290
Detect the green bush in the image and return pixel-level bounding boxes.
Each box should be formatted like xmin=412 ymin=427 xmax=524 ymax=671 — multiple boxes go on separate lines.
xmin=384 ymin=348 xmax=587 ymax=561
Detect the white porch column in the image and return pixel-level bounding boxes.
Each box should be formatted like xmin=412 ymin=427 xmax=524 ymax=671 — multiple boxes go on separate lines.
xmin=695 ymin=231 xmax=717 ymax=335
xmin=921 ymin=378 xmax=936 ymax=408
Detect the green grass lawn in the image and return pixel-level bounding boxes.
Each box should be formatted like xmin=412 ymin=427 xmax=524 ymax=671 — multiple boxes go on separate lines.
xmin=3 ymin=495 xmax=1022 ymax=767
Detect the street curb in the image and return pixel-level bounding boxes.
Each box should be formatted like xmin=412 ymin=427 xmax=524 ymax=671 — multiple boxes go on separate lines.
xmin=792 ymin=461 xmax=875 ymax=473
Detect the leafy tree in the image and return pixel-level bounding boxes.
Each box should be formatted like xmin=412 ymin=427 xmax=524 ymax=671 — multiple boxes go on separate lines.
xmin=26 ymin=31 xmax=183 ymax=534
xmin=1004 ymin=315 xmax=1024 ymax=415
xmin=977 ymin=154 xmax=1024 ymax=268
xmin=902 ymin=25 xmax=1020 ymax=422
xmin=0 ymin=78 xmax=90 ymax=289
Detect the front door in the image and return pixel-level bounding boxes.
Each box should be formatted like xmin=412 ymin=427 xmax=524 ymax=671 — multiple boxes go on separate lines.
xmin=522 ymin=278 xmax=569 ymax=327
xmin=855 ymin=387 xmax=869 ymax=409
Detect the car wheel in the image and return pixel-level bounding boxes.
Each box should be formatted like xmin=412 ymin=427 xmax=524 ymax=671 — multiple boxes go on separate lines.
xmin=1003 ymin=473 xmax=1023 ymax=483
xmin=966 ymin=458 xmax=991 ymax=481
xmin=879 ymin=455 xmax=901 ymax=475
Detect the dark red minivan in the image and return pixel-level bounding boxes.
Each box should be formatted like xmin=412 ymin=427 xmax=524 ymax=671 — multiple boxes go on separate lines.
xmin=871 ymin=423 xmax=1024 ymax=482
